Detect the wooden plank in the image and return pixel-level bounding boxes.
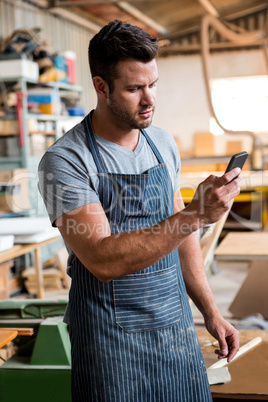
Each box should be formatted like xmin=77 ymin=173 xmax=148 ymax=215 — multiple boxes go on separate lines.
xmin=214 ymin=232 xmax=268 ymax=260
xmin=0 ymin=328 xmax=33 ymax=336
xmin=208 ymin=337 xmax=262 ymax=369
xmin=0 ymin=330 xmax=18 ymax=348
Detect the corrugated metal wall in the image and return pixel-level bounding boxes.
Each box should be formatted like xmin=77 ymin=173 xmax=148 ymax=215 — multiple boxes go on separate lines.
xmin=0 ymin=0 xmax=96 ymax=111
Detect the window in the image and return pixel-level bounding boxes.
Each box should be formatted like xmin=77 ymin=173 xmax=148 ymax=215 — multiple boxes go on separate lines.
xmin=210 ymin=75 xmax=268 ymax=135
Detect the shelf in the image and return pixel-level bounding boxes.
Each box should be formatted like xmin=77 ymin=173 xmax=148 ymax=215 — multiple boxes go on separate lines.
xmin=0 ymin=157 xmax=21 ymax=163
xmin=0 ymin=114 xmax=16 ymax=120
xmin=0 ymin=113 xmax=81 ymax=121
xmin=27 ymin=113 xmax=79 ymax=121
xmin=0 ymin=75 xmax=83 ymax=170
xmin=29 ymin=131 xmax=56 ymax=136
xmin=0 ymin=76 xmax=82 ymax=92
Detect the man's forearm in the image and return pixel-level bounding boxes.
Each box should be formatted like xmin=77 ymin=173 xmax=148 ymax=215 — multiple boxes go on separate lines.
xmin=178 ymin=233 xmax=220 ymax=320
xmin=81 ymin=211 xmax=201 ymax=282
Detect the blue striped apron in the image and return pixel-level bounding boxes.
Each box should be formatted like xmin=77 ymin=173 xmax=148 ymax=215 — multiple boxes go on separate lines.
xmin=69 ymin=112 xmax=212 ymax=402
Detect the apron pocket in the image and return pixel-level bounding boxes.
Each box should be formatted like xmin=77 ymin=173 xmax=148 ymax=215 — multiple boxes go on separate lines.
xmin=113 ymin=265 xmax=182 ymax=333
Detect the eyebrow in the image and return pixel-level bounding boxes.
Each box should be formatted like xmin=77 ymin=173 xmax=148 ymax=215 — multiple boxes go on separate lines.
xmin=126 ymin=77 xmax=159 ymax=89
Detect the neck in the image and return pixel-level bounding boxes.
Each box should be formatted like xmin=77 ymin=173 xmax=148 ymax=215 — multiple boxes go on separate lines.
xmin=91 ymin=108 xmax=140 ymax=151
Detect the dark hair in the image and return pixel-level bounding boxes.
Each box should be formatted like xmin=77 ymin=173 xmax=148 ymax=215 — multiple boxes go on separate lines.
xmin=88 ymin=19 xmax=158 ymax=92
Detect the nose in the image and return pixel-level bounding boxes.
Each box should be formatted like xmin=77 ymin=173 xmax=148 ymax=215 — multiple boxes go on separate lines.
xmin=141 ymin=87 xmax=155 ymax=106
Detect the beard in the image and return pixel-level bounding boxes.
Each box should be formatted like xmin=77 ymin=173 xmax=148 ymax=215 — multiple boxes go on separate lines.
xmin=107 ymin=94 xmax=155 ymax=130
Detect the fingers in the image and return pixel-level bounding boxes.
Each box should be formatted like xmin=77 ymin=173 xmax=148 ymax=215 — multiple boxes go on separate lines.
xmin=191 ymin=169 xmax=242 ymax=225
xmin=207 ymin=170 xmax=242 ymax=204
xmin=214 ymin=330 xmax=240 ymax=363
xmin=226 ymin=332 xmax=240 ymax=362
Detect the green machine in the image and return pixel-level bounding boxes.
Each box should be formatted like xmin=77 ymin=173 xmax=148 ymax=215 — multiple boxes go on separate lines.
xmin=0 ymin=300 xmax=71 ymax=402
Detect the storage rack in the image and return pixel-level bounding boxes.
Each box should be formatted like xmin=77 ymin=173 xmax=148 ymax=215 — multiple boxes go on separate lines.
xmin=0 ymin=76 xmax=82 ymax=170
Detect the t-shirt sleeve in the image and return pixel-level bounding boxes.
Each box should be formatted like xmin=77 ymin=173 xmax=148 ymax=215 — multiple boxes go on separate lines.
xmin=169 ymin=136 xmax=181 ymax=192
xmin=38 ymin=151 xmax=100 ymax=226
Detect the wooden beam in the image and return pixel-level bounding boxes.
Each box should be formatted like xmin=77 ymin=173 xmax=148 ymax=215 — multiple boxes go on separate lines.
xmin=198 ymin=0 xmax=219 ymax=17
xmin=117 ymin=1 xmax=168 ymax=34
xmin=159 ymin=39 xmax=264 ymax=54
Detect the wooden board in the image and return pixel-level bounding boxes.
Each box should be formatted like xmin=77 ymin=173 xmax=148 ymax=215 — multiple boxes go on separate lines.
xmin=229 ymin=260 xmax=268 ymax=319
xmin=197 ymin=329 xmax=268 ymax=400
xmin=0 ymin=330 xmax=18 ymax=348
xmin=214 ymin=232 xmax=268 ymax=260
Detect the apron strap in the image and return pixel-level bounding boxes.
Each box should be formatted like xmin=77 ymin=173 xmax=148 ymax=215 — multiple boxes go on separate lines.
xmin=141 ymin=129 xmax=165 ymax=165
xmin=84 ymin=111 xmax=106 ymax=174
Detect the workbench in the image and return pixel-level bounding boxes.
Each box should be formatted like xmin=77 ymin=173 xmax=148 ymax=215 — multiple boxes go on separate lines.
xmin=197 ymin=328 xmax=268 ymax=401
xmin=0 ymin=236 xmax=60 ymax=299
xmin=214 ymin=232 xmax=268 ymax=261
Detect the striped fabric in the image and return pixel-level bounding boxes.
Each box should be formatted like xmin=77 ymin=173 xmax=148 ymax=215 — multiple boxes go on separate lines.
xmin=113 ymin=265 xmax=182 ymax=332
xmin=69 ymin=112 xmax=212 ymax=401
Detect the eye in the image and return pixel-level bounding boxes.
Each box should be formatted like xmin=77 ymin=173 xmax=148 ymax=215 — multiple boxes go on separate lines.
xmin=128 ymin=87 xmax=139 ymax=92
xmin=149 ymin=82 xmax=157 ymax=88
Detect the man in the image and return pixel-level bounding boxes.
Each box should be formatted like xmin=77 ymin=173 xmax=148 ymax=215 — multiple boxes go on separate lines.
xmin=38 ymin=20 xmax=240 ymax=402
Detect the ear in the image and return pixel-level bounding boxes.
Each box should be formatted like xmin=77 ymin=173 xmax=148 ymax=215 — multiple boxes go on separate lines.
xmin=93 ymin=76 xmax=109 ymax=99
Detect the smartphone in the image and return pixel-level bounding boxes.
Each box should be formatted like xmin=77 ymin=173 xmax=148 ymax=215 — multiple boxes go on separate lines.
xmin=225 ymin=151 xmax=248 ymax=183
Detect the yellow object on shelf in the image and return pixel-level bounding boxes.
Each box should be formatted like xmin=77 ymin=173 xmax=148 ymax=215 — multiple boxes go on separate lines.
xmin=38 ymin=104 xmax=54 ymax=115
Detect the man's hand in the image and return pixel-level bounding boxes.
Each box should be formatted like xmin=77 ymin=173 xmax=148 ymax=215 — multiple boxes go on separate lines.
xmin=185 ymin=167 xmax=242 ymax=226
xmin=205 ymin=314 xmax=240 ymax=363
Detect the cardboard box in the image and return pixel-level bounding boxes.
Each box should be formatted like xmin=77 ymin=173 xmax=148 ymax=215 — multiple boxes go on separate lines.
xmin=0 ymin=169 xmax=29 ymax=212
xmin=193 ymin=132 xmax=215 ymax=157
xmin=0 ymin=59 xmax=39 ymax=80
xmin=27 ymin=88 xmax=56 ymax=104
xmin=0 ymin=118 xmax=38 ymax=135
xmin=226 ymin=140 xmax=243 ymax=155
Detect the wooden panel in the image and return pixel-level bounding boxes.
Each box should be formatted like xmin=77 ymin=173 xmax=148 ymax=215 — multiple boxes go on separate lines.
xmin=214 ymin=232 xmax=268 ymax=260
xmin=226 ymin=140 xmax=243 ymax=154
xmin=193 ymin=132 xmax=215 ymax=157
xmin=229 ymin=260 xmax=268 ymax=319
xmin=0 ymin=330 xmax=18 ymax=348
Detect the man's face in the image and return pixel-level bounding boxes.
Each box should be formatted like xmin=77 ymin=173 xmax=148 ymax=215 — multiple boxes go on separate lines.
xmin=107 ymin=59 xmax=158 ymax=130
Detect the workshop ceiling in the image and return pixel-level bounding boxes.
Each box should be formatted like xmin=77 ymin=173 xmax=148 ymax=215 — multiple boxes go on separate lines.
xmin=49 ymin=0 xmax=268 ymax=53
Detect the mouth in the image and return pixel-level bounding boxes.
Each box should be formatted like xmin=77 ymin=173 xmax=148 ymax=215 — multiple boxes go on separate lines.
xmin=139 ymin=109 xmax=153 ymax=119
